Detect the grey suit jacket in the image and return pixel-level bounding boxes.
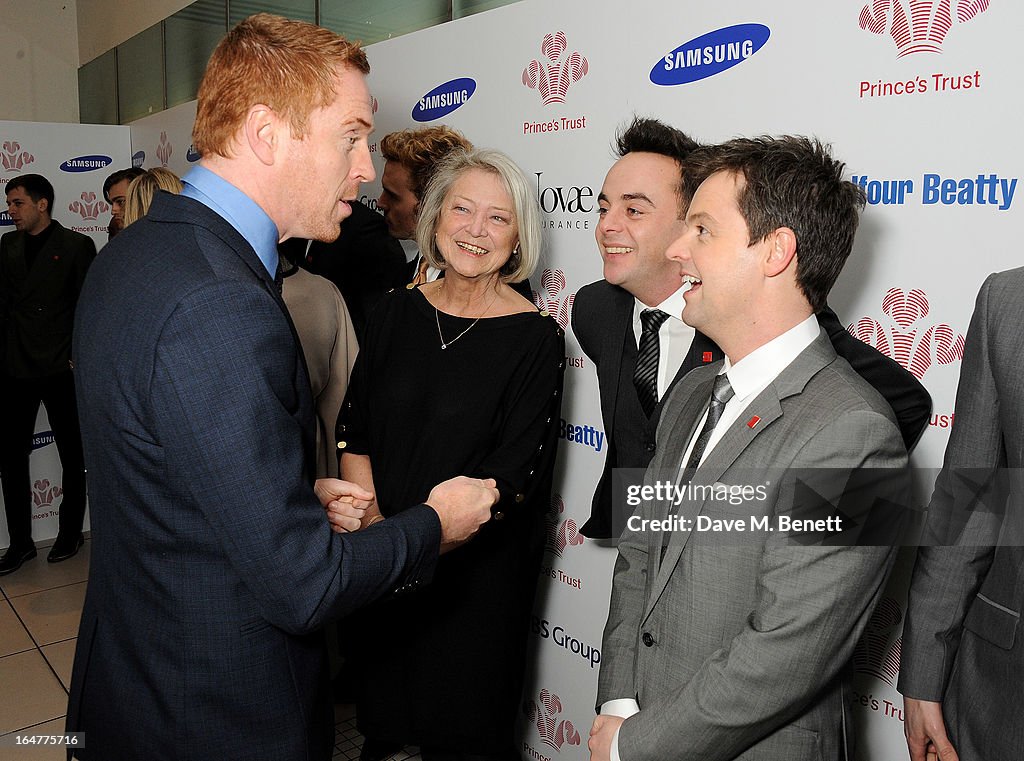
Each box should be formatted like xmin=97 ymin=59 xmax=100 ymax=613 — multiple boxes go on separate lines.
xmin=599 ymin=329 xmax=907 ymax=761
xmin=899 ymin=268 xmax=1024 ymax=760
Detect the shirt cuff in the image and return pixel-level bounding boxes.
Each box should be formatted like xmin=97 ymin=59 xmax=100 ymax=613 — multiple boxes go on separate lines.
xmin=600 ymin=700 xmax=639 ymax=761
xmin=600 ymin=699 xmax=640 ymax=718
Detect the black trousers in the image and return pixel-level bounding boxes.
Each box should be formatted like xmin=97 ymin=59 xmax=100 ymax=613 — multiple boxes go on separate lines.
xmin=0 ymin=370 xmax=87 ymax=546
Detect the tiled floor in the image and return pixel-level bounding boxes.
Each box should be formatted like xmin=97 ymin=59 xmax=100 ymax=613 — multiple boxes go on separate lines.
xmin=0 ymin=538 xmax=421 ymax=761
xmin=0 ymin=538 xmax=88 ymax=761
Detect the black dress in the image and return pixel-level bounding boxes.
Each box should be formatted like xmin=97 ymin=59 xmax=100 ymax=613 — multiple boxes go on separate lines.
xmin=336 ymin=287 xmax=565 ymax=755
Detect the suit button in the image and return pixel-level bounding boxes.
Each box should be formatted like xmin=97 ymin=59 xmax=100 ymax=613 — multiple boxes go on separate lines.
xmin=493 ymin=510 xmax=505 ymax=521
xmin=642 ymin=632 xmax=655 ymax=647
xmin=515 ymin=493 xmax=525 ymax=503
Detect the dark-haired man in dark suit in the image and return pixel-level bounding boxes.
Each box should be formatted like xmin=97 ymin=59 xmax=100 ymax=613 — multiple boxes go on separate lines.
xmin=573 ymin=118 xmax=931 ymax=539
xmin=0 ymin=172 xmax=95 ymax=573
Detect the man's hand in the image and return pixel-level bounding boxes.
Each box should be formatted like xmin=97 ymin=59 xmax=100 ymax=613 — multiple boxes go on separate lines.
xmin=315 ymin=478 xmax=373 ymax=533
xmin=904 ymin=697 xmax=959 ymax=761
xmin=588 ymin=715 xmax=624 ymax=761
xmin=426 ymin=476 xmax=500 ymax=552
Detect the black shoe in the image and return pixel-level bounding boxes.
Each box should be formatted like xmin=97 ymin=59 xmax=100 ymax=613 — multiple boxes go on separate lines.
xmin=360 ymin=738 xmax=403 ymax=761
xmin=47 ymin=533 xmax=84 ymax=563
xmin=0 ymin=543 xmax=37 ymax=575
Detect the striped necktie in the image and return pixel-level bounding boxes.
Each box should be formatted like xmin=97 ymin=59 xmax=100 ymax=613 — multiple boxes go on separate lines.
xmin=633 ymin=308 xmax=670 ymax=417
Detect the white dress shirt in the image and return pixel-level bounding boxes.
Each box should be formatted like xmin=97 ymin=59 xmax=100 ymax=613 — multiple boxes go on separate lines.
xmin=602 ymin=313 xmax=820 ymax=761
xmin=631 ymin=286 xmax=694 ymax=399
xmin=402 ymin=239 xmax=441 ymax=283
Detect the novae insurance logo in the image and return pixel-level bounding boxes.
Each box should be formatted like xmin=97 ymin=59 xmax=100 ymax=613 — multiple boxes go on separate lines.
xmin=522 ymin=31 xmax=589 ymax=106
xmin=859 ymin=0 xmax=990 ymax=57
xmin=412 ymin=78 xmax=476 ymax=122
xmin=651 ymin=23 xmax=770 ymax=86
xmin=848 ymin=288 xmax=965 ymax=379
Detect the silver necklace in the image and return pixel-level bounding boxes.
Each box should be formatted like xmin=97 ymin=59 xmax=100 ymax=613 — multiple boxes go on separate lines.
xmin=435 ymin=308 xmax=482 ymax=350
xmin=434 ymin=285 xmax=499 ymax=350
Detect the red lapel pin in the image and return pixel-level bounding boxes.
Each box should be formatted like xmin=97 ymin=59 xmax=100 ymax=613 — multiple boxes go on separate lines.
xmin=747 ymin=415 xmax=761 ymax=429
xmin=702 ymin=351 xmax=713 ymax=363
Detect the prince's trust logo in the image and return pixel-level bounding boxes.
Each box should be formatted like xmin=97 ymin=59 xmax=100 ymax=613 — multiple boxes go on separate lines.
xmin=523 ymin=689 xmax=582 ymax=756
xmin=156 ymin=131 xmax=173 ymax=166
xmin=69 ymin=192 xmax=108 ymax=221
xmin=522 ymin=32 xmax=589 ymax=106
xmin=859 ymin=0 xmax=990 ymax=57
xmin=533 ymin=269 xmax=576 ymax=331
xmin=852 ymin=597 xmax=904 ymax=686
xmin=2 ymin=140 xmax=34 ymax=171
xmin=33 ymin=479 xmax=63 ymax=510
xmin=848 ymin=288 xmax=965 ymax=379
xmin=543 ymin=494 xmax=583 ymax=557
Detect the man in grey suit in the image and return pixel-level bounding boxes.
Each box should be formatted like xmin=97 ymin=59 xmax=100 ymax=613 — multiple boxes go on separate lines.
xmin=590 ymin=136 xmax=908 ymax=761
xmin=898 ymin=270 xmax=1024 ymax=761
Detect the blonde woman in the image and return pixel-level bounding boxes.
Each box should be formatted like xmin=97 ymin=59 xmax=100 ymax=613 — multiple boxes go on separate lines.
xmin=334 ymin=148 xmax=564 ymax=760
xmin=122 ymin=167 xmax=183 ymax=227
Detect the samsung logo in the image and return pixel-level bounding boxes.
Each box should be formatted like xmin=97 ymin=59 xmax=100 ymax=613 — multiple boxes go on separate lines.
xmin=186 ymin=144 xmax=202 ymax=163
xmin=0 ymin=211 xmax=12 ymax=226
xmin=412 ymin=78 xmax=476 ymax=122
xmin=32 ymin=431 xmax=55 ymax=450
xmin=132 ymin=150 xmax=145 ymax=168
xmin=651 ymin=24 xmax=770 ymax=86
xmin=59 ymin=154 xmax=113 ymax=172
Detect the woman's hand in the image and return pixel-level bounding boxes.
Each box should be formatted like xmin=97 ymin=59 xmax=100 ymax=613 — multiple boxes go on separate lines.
xmin=315 ymin=478 xmax=373 ymax=533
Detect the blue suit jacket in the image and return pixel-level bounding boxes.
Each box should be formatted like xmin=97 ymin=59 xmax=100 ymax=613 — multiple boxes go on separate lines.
xmin=67 ymin=192 xmax=441 ymax=761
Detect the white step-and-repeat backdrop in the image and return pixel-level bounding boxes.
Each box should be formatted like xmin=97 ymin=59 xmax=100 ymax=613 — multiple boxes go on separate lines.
xmin=6 ymin=1 xmax=1022 ymax=758
xmin=0 ymin=120 xmax=131 ymax=543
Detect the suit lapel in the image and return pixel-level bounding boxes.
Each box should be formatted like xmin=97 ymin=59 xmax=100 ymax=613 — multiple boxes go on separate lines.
xmin=652 ymin=331 xmax=723 ymax=426
xmin=2 ymin=232 xmax=28 ymax=285
xmin=641 ymin=330 xmax=836 ymax=623
xmin=601 ymin=288 xmax=636 ymax=427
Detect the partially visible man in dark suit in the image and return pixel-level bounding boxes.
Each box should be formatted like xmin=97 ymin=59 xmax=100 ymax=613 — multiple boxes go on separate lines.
xmin=67 ymin=15 xmax=498 ymax=761
xmin=573 ymin=118 xmax=931 ymax=539
xmin=101 ymin=166 xmax=145 ymax=240
xmin=289 ymin=199 xmax=406 ymax=336
xmin=0 ymin=173 xmax=95 ymax=573
xmin=898 ymin=270 xmax=1024 ymax=761
xmin=377 ymin=125 xmax=474 ymax=285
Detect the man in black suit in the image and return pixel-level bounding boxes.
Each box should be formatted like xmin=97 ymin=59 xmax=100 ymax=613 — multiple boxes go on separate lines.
xmin=291 ymin=199 xmax=407 ymax=337
xmin=0 ymin=173 xmax=95 ymax=573
xmin=66 ymin=15 xmax=499 ymax=761
xmin=572 ymin=118 xmax=931 ymax=539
